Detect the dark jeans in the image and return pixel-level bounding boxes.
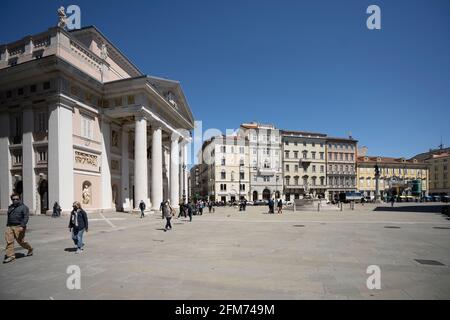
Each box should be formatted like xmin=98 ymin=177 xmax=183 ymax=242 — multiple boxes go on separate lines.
xmin=165 ymin=217 xmax=172 ymax=230
xmin=140 ymin=209 xmax=145 ymax=218
xmin=72 ymin=228 xmax=85 ymax=249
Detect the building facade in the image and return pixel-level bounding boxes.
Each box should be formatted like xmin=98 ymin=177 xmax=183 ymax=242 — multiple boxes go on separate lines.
xmin=197 ymin=135 xmax=250 ymax=203
xmin=281 ymin=130 xmax=327 ymax=200
xmin=357 ymin=156 xmax=429 ymax=199
xmin=413 ymin=148 xmax=449 ymax=196
xmin=326 ymin=137 xmax=358 ymax=200
xmin=239 ymin=123 xmax=283 ymax=201
xmin=0 ymin=25 xmax=194 ymax=214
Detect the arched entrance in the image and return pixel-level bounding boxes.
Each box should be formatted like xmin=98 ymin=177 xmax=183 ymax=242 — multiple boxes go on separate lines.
xmin=263 ymin=189 xmax=271 ymax=200
xmin=252 ymin=191 xmax=258 ymax=201
xmin=38 ymin=179 xmax=48 ymax=214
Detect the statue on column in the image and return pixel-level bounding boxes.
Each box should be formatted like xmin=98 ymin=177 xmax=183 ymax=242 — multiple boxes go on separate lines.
xmin=57 ymin=7 xmax=67 ymax=29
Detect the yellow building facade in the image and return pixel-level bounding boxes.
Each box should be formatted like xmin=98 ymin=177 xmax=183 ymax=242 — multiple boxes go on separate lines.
xmin=357 ymin=156 xmax=429 ymax=199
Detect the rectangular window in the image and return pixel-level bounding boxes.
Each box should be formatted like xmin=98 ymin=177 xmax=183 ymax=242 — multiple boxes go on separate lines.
xmin=127 ymin=95 xmax=135 ymax=105
xmin=221 ymin=172 xmax=226 ymax=179
xmin=312 ymin=165 xmax=316 ymax=173
xmin=320 ymin=152 xmax=324 ymax=160
xmin=221 ymin=158 xmax=226 ymax=166
xmin=294 ymin=151 xmax=298 ymax=159
xmin=295 ymin=165 xmax=299 ymax=172
xmin=240 ymin=172 xmax=245 ymax=179
xmin=37 ymin=112 xmax=48 ymax=133
xmin=81 ymin=115 xmax=94 ymax=140
xmin=285 ymin=151 xmax=290 ymax=159
xmin=320 ymin=165 xmax=324 ymax=173
xmin=286 ymin=164 xmax=290 ymax=172
xmin=114 ymin=97 xmax=122 ymax=107
xmin=312 ymin=152 xmax=316 ymax=160
xmin=221 ymin=146 xmax=226 ymax=153
xmin=240 ymin=147 xmax=244 ymax=154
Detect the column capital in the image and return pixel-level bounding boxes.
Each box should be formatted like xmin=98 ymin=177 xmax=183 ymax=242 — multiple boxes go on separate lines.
xmin=171 ymin=133 xmax=181 ymax=142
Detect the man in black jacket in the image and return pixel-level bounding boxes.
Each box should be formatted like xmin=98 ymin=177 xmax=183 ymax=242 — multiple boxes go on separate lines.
xmin=3 ymin=193 xmax=34 ymax=264
xmin=68 ymin=201 xmax=89 ymax=254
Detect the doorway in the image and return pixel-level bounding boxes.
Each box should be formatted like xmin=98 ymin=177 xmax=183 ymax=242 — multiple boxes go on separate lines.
xmin=38 ymin=179 xmax=48 ymax=214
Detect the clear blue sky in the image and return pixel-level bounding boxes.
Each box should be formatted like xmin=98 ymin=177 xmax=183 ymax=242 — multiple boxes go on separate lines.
xmin=1 ymin=0 xmax=449 ymax=159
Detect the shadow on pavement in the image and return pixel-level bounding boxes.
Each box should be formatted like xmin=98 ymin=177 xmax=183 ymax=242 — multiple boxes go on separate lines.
xmin=373 ymin=205 xmax=449 ymax=214
xmin=64 ymin=248 xmax=77 ymax=252
xmin=13 ymin=253 xmax=26 ymax=260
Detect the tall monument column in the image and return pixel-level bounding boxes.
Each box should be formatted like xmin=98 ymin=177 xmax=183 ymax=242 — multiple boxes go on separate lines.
xmin=151 ymin=126 xmax=163 ymax=210
xmin=134 ymin=115 xmax=150 ymax=210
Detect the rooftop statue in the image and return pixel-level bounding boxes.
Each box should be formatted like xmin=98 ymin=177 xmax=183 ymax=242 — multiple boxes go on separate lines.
xmin=57 ymin=6 xmax=67 ymax=29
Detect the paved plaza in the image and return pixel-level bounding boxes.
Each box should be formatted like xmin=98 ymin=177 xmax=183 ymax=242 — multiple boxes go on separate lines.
xmin=1 ymin=203 xmax=450 ymax=300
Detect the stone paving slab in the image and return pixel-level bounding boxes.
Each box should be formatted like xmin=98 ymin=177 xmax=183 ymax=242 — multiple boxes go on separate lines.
xmin=0 ymin=204 xmax=449 ymax=300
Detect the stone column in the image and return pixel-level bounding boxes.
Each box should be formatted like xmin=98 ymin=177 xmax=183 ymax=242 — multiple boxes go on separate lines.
xmin=170 ymin=135 xmax=180 ymax=209
xmin=134 ymin=115 xmax=150 ymax=210
xmin=100 ymin=119 xmax=113 ymax=211
xmin=183 ymin=142 xmax=189 ymax=204
xmin=121 ymin=129 xmax=131 ymax=212
xmin=48 ymin=100 xmax=74 ymax=213
xmin=0 ymin=112 xmax=12 ymax=211
xmin=22 ymin=105 xmax=37 ymax=214
xmin=151 ymin=126 xmax=163 ymax=210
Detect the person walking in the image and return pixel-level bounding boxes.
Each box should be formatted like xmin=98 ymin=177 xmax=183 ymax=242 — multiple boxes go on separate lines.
xmin=199 ymin=201 xmax=204 ymax=215
xmin=391 ymin=196 xmax=395 ymax=207
xmin=268 ymin=198 xmax=273 ymax=214
xmin=277 ymin=199 xmax=283 ymax=214
xmin=3 ymin=194 xmax=34 ymax=264
xmin=187 ymin=201 xmax=193 ymax=222
xmin=139 ymin=200 xmax=146 ymax=218
xmin=52 ymin=201 xmax=61 ymax=218
xmin=162 ymin=200 xmax=174 ymax=231
xmin=68 ymin=201 xmax=89 ymax=254
xmin=208 ymin=201 xmax=213 ymax=213
xmin=160 ymin=201 xmax=165 ymax=219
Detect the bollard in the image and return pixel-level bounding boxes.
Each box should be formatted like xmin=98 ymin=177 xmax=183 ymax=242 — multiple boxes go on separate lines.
xmin=340 ymin=202 xmax=343 ymax=211
xmin=318 ymin=203 xmax=320 ymax=212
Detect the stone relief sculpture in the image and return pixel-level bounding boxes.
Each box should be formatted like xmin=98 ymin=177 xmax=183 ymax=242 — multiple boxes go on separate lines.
xmin=75 ymin=151 xmax=98 ymax=168
xmin=57 ymin=7 xmax=67 ymax=28
xmin=82 ymin=183 xmax=91 ymax=205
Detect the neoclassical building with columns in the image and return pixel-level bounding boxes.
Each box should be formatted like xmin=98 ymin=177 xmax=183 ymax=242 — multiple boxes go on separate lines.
xmin=0 ymin=25 xmax=194 ymax=214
